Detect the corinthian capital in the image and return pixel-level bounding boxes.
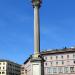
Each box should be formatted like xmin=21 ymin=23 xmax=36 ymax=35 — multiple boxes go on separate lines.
xmin=32 ymin=0 xmax=42 ymax=8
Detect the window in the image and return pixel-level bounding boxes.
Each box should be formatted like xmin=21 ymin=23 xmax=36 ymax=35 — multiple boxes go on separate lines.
xmin=45 ymin=63 xmax=47 ymax=66
xmin=50 ymin=56 xmax=52 ymax=59
xmin=21 ymin=67 xmax=24 ymax=70
xmin=0 ymin=63 xmax=1 ymax=65
xmin=62 ymin=61 xmax=64 ymax=65
xmin=10 ymin=64 xmax=11 ymax=66
xmin=67 ymin=60 xmax=69 ymax=63
xmin=74 ymin=60 xmax=75 ymax=64
xmin=3 ymin=67 xmax=5 ymax=69
xmin=64 ymin=67 xmax=68 ymax=73
xmin=51 ymin=62 xmax=52 ymax=65
xmin=0 ymin=67 xmax=1 ymax=70
xmin=61 ymin=56 xmax=63 ymax=59
xmin=70 ymin=67 xmax=74 ymax=73
xmin=53 ymin=67 xmax=57 ymax=73
xmin=45 ymin=57 xmax=47 ymax=60
xmin=3 ymin=63 xmax=5 ymax=65
xmin=56 ymin=56 xmax=58 ymax=59
xmin=0 ymin=72 xmax=1 ymax=74
xmin=73 ymin=53 xmax=75 ymax=58
xmin=56 ymin=61 xmax=58 ymax=65
xmin=67 ymin=55 xmax=69 ymax=59
xmin=58 ymin=67 xmax=63 ymax=73
xmin=25 ymin=70 xmax=27 ymax=73
xmin=47 ymin=67 xmax=52 ymax=74
xmin=22 ymin=69 xmax=24 ymax=71
xmin=47 ymin=68 xmax=50 ymax=73
xmin=2 ymin=72 xmax=5 ymax=74
xmin=22 ymin=72 xmax=24 ymax=74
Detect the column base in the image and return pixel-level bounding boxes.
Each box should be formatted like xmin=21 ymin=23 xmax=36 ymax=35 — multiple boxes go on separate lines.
xmin=30 ymin=54 xmax=44 ymax=75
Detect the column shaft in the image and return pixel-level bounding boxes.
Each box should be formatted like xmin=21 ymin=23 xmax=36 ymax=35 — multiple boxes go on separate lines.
xmin=34 ymin=6 xmax=40 ymax=54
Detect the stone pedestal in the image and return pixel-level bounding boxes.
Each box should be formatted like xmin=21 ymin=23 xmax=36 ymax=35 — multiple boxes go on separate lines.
xmin=30 ymin=56 xmax=44 ymax=75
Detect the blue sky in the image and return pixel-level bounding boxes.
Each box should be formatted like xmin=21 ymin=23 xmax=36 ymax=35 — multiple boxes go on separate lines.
xmin=0 ymin=0 xmax=75 ymax=64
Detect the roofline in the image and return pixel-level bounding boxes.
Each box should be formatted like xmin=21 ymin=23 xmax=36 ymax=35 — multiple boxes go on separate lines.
xmin=0 ymin=59 xmax=21 ymax=66
xmin=24 ymin=55 xmax=32 ymax=64
xmin=23 ymin=48 xmax=75 ymax=64
xmin=41 ymin=48 xmax=75 ymax=55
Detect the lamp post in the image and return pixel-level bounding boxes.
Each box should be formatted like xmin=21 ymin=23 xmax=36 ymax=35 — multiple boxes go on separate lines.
xmin=30 ymin=0 xmax=44 ymax=75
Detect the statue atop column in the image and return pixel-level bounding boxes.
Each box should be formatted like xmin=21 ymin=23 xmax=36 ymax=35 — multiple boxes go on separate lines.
xmin=32 ymin=0 xmax=42 ymax=8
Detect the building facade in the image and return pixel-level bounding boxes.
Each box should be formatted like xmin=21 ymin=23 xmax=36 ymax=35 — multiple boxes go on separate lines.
xmin=21 ymin=57 xmax=32 ymax=75
xmin=0 ymin=60 xmax=21 ymax=75
xmin=42 ymin=48 xmax=75 ymax=75
xmin=21 ymin=48 xmax=75 ymax=75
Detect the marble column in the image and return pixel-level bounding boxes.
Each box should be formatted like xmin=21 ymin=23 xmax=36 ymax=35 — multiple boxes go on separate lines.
xmin=34 ymin=4 xmax=40 ymax=57
xmin=31 ymin=0 xmax=44 ymax=75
